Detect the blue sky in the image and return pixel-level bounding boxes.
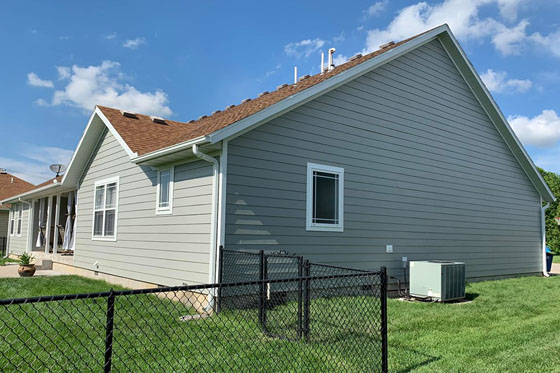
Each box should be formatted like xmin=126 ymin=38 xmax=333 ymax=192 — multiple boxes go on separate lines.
xmin=1 ymin=0 xmax=560 ymax=183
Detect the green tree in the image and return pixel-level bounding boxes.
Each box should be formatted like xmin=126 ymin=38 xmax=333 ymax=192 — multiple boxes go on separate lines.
xmin=538 ymin=167 xmax=560 ymax=254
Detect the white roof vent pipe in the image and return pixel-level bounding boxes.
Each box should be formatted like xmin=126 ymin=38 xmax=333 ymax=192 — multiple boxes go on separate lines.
xmin=327 ymin=48 xmax=336 ymax=71
xmin=294 ymin=66 xmax=298 ymax=84
xmin=320 ymin=52 xmax=325 ymax=74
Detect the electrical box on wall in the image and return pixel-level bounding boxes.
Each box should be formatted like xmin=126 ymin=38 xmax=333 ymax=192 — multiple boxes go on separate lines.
xmin=385 ymin=245 xmax=393 ymax=253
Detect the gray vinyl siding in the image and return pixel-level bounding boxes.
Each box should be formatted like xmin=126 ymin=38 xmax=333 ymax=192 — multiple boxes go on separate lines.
xmin=75 ymin=129 xmax=214 ymax=286
xmin=225 ymin=39 xmax=542 ymax=280
xmin=7 ymin=203 xmax=30 ymax=255
xmin=0 ymin=210 xmax=8 ymax=238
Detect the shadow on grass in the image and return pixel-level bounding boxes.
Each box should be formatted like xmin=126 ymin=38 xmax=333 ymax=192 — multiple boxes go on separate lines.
xmin=465 ymin=292 xmax=479 ymax=301
xmin=389 ymin=341 xmax=441 ymax=373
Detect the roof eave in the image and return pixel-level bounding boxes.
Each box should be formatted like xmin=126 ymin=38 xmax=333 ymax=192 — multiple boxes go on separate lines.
xmin=207 ymin=26 xmax=449 ymax=145
xmin=130 ymin=136 xmax=209 ymax=165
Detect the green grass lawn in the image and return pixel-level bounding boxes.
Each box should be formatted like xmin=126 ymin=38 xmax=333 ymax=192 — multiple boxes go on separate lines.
xmin=553 ymin=255 xmax=560 ymax=263
xmin=1 ymin=275 xmax=559 ymax=372
xmin=0 ymin=257 xmax=18 ymax=266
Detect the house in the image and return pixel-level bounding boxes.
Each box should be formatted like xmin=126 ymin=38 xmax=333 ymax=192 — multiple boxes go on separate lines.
xmin=0 ymin=170 xmax=35 ymax=246
xmin=2 ymin=24 xmax=555 ymax=289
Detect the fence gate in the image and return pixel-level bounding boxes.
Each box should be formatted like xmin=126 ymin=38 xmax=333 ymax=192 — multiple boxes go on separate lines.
xmin=219 ymin=247 xmax=389 ymax=372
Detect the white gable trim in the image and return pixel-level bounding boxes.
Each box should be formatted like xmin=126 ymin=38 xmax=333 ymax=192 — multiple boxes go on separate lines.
xmin=61 ymin=106 xmax=138 ymax=188
xmin=436 ymin=28 xmax=555 ymax=202
xmin=207 ymin=28 xmax=445 ymax=144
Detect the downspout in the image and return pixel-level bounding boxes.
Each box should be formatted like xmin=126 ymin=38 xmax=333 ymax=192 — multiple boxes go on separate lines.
xmin=192 ymin=144 xmax=220 ymax=310
xmin=542 ymin=200 xmax=550 ymax=277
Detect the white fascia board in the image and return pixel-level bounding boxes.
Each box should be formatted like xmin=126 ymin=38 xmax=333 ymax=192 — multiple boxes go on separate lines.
xmin=130 ymin=136 xmax=209 ymax=164
xmin=61 ymin=106 xmax=138 ymax=188
xmin=207 ymin=25 xmax=449 ymax=144
xmin=94 ymin=107 xmax=138 ymax=158
xmin=60 ymin=109 xmax=98 ymax=187
xmin=438 ymin=28 xmax=555 ymax=203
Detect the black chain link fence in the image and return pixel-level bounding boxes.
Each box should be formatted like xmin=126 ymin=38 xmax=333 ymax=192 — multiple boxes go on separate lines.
xmin=0 ymin=249 xmax=388 ymax=372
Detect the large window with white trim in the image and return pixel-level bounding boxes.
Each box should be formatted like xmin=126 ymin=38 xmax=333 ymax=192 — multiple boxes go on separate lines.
xmin=156 ymin=167 xmax=174 ymax=214
xmin=306 ymin=163 xmax=344 ymax=232
xmin=93 ymin=177 xmax=119 ymax=240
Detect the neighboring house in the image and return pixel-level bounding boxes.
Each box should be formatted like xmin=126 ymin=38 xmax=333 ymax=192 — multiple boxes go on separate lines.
xmin=2 ymin=25 xmax=555 ymax=288
xmin=0 ymin=169 xmax=35 ymax=244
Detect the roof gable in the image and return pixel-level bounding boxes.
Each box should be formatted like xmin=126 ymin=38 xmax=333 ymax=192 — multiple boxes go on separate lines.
xmin=65 ymin=24 xmax=556 ymax=202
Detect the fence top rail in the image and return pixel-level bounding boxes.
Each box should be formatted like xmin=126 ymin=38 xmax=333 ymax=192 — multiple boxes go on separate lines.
xmin=0 ymin=270 xmax=383 ymax=306
xmin=222 ymin=248 xmax=301 ymax=259
xmin=310 ymin=262 xmax=371 ymax=273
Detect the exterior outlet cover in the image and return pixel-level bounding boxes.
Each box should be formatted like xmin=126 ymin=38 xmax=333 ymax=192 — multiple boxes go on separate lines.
xmin=386 ymin=245 xmax=393 ymax=253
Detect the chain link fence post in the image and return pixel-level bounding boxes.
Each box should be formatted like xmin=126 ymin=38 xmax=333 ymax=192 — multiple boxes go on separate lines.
xmin=303 ymin=259 xmax=311 ymax=341
xmin=104 ymin=289 xmax=115 ymax=373
xmin=380 ymin=266 xmax=388 ymax=373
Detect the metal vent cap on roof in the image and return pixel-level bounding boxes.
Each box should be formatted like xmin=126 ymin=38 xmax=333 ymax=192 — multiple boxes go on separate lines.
xmin=150 ymin=116 xmax=166 ymax=124
xmin=120 ymin=110 xmax=138 ymax=119
xmin=0 ymin=168 xmax=6 ymax=174
xmin=379 ymin=41 xmax=395 ymax=49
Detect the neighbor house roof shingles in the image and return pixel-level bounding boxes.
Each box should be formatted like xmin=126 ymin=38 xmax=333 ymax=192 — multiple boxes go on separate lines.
xmin=97 ymin=29 xmax=431 ymax=156
xmin=0 ymin=172 xmax=35 ymax=206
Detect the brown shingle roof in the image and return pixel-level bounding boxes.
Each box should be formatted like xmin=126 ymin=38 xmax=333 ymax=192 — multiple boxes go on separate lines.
xmin=0 ymin=172 xmax=35 ymax=204
xmin=33 ymin=176 xmax=62 ymax=189
xmin=98 ymin=28 xmax=432 ymax=156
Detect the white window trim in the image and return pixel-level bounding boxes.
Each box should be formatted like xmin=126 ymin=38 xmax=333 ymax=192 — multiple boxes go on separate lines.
xmin=91 ymin=176 xmax=120 ymax=241
xmin=9 ymin=205 xmax=15 ymax=237
xmin=306 ymin=162 xmax=344 ymax=232
xmin=156 ymin=166 xmax=174 ymax=215
xmin=16 ymin=203 xmax=23 ymax=237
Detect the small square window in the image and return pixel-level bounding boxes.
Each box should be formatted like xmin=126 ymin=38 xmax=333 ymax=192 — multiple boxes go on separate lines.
xmin=306 ymin=163 xmax=344 ymax=232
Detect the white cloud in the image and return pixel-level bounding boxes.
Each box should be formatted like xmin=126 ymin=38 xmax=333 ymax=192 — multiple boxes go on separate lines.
xmin=365 ymin=1 xmax=388 ymax=17
xmin=106 ymin=32 xmax=117 ymax=40
xmin=56 ymin=66 xmax=71 ymax=80
xmin=123 ymin=37 xmax=146 ymax=49
xmin=509 ymin=110 xmax=560 ymax=147
xmin=0 ymin=146 xmax=74 ymax=184
xmin=27 ymin=73 xmax=54 ymax=88
xmin=360 ymin=0 xmax=550 ymax=57
xmin=531 ymin=29 xmax=560 ymax=58
xmin=284 ymin=38 xmax=326 ymax=58
xmin=496 ymin=0 xmax=525 ymax=21
xmin=38 ymin=61 xmax=172 ymax=117
xmin=480 ymin=69 xmax=532 ymax=93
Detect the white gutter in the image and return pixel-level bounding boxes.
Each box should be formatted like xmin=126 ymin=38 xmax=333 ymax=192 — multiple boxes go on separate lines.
xmin=192 ymin=143 xmax=220 ymax=310
xmin=542 ymin=200 xmax=551 ymax=277
xmin=131 ymin=136 xmax=208 ymax=164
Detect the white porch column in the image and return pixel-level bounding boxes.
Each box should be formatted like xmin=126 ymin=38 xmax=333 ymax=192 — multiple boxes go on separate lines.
xmin=53 ymin=193 xmax=61 ymax=255
xmin=45 ymin=195 xmax=53 ymax=254
xmin=25 ymin=200 xmax=35 ymax=254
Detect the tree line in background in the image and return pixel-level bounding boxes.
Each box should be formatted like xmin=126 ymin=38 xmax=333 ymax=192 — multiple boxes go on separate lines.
xmin=538 ymin=168 xmax=560 ymax=254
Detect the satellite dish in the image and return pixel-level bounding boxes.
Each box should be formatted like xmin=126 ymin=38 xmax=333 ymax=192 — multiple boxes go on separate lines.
xmin=49 ymin=164 xmax=67 ymax=177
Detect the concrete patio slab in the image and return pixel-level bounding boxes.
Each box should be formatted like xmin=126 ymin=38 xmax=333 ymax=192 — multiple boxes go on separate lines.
xmin=0 ymin=263 xmax=65 ymax=278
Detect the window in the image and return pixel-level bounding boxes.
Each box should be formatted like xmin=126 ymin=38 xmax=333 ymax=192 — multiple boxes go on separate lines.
xmin=92 ymin=177 xmax=119 ymax=240
xmin=156 ymin=167 xmax=174 ymax=214
xmin=306 ymin=163 xmax=344 ymax=232
xmin=16 ymin=204 xmax=23 ymax=236
xmin=9 ymin=205 xmax=15 ymax=236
